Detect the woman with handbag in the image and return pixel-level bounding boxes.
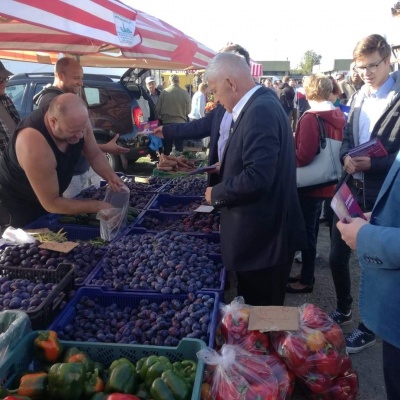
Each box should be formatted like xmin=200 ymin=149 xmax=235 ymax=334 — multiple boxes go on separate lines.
xmin=287 ymin=74 xmax=345 ymax=293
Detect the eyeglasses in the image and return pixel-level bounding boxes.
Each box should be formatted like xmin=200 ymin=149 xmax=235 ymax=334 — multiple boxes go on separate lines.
xmin=353 ymin=58 xmax=385 ymax=74
xmin=0 ymin=77 xmax=9 ymax=84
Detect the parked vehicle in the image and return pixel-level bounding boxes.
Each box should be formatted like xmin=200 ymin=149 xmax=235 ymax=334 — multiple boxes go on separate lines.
xmin=6 ymin=69 xmax=156 ymax=171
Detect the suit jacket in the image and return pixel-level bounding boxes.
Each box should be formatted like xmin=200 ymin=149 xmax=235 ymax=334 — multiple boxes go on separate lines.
xmin=162 ymin=105 xmax=226 ymax=186
xmin=357 ymin=152 xmax=400 ymax=349
xmin=211 ymin=87 xmax=306 ymax=271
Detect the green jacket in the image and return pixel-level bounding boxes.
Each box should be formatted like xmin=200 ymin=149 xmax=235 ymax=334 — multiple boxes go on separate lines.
xmin=156 ymin=84 xmax=191 ymax=124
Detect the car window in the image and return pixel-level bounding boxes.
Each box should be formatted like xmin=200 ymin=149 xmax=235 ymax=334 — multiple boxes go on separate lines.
xmin=5 ymin=84 xmax=25 ymax=112
xmin=84 ymin=86 xmax=109 ymax=107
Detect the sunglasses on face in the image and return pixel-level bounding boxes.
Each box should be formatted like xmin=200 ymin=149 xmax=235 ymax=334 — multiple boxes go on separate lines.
xmin=0 ymin=77 xmax=9 ymax=84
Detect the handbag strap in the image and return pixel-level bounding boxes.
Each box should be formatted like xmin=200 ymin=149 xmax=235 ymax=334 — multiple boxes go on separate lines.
xmin=316 ymin=115 xmax=327 ymax=149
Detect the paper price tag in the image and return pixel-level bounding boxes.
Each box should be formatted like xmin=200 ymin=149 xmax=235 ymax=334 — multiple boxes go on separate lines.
xmin=194 ymin=205 xmax=214 ymax=213
xmin=248 ymin=306 xmax=299 ymax=332
xmin=39 ymin=241 xmax=79 ymax=253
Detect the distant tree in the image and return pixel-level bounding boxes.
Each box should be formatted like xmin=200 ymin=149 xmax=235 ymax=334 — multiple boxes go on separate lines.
xmin=298 ymin=50 xmax=322 ymax=75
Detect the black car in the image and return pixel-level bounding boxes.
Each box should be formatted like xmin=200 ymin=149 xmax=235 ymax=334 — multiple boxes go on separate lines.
xmin=6 ymin=69 xmax=156 ymax=171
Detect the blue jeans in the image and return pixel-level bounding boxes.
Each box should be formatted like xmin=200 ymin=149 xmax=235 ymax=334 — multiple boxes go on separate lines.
xmin=298 ymin=194 xmax=324 ymax=286
xmin=383 ymin=340 xmax=400 ymax=400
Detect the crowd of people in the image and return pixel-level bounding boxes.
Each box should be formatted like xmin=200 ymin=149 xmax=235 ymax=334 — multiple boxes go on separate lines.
xmin=0 ymin=33 xmax=399 ymax=399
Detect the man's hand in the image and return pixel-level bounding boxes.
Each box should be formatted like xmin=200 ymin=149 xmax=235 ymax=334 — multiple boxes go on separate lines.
xmin=337 ymin=217 xmax=369 ymax=250
xmin=344 ymin=155 xmax=371 ymax=174
xmin=205 ymin=187 xmax=212 ymax=204
xmin=107 ymin=174 xmax=125 ymax=192
xmin=153 ymin=126 xmax=164 ymax=138
xmin=207 ymin=162 xmax=220 ymax=174
xmin=98 ymin=135 xmax=130 ymax=155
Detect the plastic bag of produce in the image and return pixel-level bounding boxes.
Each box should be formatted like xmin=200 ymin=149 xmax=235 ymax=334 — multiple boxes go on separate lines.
xmin=0 ymin=310 xmax=31 ymax=362
xmin=215 ymin=296 xmax=252 ymax=347
xmin=197 ymin=344 xmax=279 ymax=400
xmin=271 ymin=303 xmax=359 ymax=399
xmin=97 ymin=185 xmax=130 ymax=241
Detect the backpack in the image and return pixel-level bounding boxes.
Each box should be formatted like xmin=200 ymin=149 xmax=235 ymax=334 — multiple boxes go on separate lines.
xmin=33 ymin=85 xmax=64 ymax=109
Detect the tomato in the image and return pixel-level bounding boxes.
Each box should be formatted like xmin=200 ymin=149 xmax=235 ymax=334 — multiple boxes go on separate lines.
xmin=245 ymin=382 xmax=278 ymax=400
xmin=215 ymin=379 xmax=241 ymax=400
xmin=240 ymin=331 xmax=270 ymax=354
xmin=301 ymin=304 xmax=332 ymax=330
xmin=306 ymin=330 xmax=327 ymax=352
xmin=315 ymin=348 xmax=342 ymax=377
xmin=201 ymin=383 xmax=213 ymax=400
xmin=323 ymin=323 xmax=345 ymax=349
xmin=337 ymin=355 xmax=352 ymax=376
xmin=305 ymin=371 xmax=332 ymax=394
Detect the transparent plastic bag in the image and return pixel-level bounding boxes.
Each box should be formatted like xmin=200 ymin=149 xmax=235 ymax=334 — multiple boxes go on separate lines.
xmin=97 ymin=185 xmax=130 ymax=241
xmin=0 ymin=310 xmax=31 ymax=362
xmin=197 ymin=344 xmax=279 ymax=400
xmin=271 ymin=303 xmax=358 ymax=399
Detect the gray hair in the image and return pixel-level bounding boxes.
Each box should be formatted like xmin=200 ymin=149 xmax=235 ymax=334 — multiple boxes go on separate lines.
xmin=205 ymin=52 xmax=251 ymax=82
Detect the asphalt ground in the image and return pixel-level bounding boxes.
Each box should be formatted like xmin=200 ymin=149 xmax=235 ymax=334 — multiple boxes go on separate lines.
xmin=128 ymin=158 xmax=386 ymax=400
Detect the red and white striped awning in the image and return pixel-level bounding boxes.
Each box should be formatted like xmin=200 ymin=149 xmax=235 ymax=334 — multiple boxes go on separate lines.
xmin=250 ymin=61 xmax=263 ymax=77
xmin=0 ymin=0 xmax=216 ymax=70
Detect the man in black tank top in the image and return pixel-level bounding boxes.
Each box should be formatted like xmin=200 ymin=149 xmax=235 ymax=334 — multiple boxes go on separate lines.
xmin=0 ymin=93 xmax=125 ymax=228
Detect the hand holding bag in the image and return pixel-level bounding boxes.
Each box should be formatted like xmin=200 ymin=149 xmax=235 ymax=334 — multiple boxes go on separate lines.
xmin=296 ymin=115 xmax=343 ymax=190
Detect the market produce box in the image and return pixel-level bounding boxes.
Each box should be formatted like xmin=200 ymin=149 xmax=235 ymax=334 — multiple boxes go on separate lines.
xmin=0 ymin=240 xmax=107 ymax=287
xmin=48 ymin=287 xmax=219 ymax=348
xmin=83 ymin=228 xmax=225 ymax=296
xmin=147 ymin=193 xmax=208 ymax=212
xmin=0 ymin=330 xmax=206 ymax=400
xmin=160 ymin=175 xmax=208 ymax=196
xmin=25 ymin=214 xmax=102 ymax=241
xmin=0 ymin=263 xmax=75 ymax=329
xmin=133 ymin=209 xmax=220 ymax=235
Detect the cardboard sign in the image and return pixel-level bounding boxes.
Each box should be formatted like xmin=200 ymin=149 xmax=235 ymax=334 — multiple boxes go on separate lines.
xmin=248 ymin=306 xmax=299 ymax=332
xmin=39 ymin=241 xmax=79 ymax=253
xmin=134 ymin=176 xmax=150 ymax=184
xmin=194 ymin=205 xmax=214 ymax=213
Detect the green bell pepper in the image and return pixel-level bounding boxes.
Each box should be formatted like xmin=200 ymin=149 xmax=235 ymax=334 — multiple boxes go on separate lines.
xmin=47 ymin=362 xmax=85 ymax=400
xmin=144 ymin=358 xmax=172 ymax=389
xmin=173 ymin=360 xmax=197 ymax=386
xmin=84 ymin=370 xmax=105 ymax=398
xmin=134 ymin=383 xmax=151 ymax=400
xmin=150 ymin=370 xmax=190 ymax=400
xmin=105 ymin=358 xmax=137 ymax=394
xmin=138 ymin=355 xmax=170 ymax=381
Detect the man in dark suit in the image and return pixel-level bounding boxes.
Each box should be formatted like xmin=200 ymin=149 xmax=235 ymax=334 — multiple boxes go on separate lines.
xmin=204 ymin=52 xmax=306 ymax=306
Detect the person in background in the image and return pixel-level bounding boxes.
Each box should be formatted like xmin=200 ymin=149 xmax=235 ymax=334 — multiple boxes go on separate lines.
xmin=145 ymin=76 xmax=161 ymax=106
xmin=329 ymin=34 xmax=400 ymax=354
xmin=263 ymin=78 xmax=273 ymax=88
xmin=287 ymin=74 xmax=345 ymax=294
xmin=155 ymin=74 xmax=191 ymax=155
xmin=338 ymin=64 xmax=364 ymax=104
xmin=296 ymin=76 xmax=310 ymax=118
xmin=289 ymin=78 xmax=298 ymax=131
xmin=35 ymin=57 xmax=128 ymax=198
xmin=337 ymin=151 xmax=400 ymax=400
xmin=328 ymin=76 xmax=342 ymax=107
xmin=0 ymin=62 xmax=20 ymax=154
xmin=0 ymin=94 xmax=124 ymax=228
xmin=185 ymin=84 xmax=194 ymax=99
xmin=279 ymin=76 xmax=295 ymax=118
xmin=188 ymin=83 xmax=209 ymax=149
xmin=204 ymin=52 xmax=306 ymax=306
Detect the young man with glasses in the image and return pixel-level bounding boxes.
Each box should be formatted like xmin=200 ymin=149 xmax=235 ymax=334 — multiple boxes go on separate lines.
xmin=329 ymin=34 xmax=400 ymax=353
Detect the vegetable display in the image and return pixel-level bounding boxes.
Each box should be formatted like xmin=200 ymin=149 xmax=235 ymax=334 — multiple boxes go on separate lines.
xmin=0 ymin=331 xmax=198 ymax=400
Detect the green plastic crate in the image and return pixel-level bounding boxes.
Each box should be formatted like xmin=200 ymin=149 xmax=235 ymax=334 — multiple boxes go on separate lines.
xmin=0 ymin=331 xmax=206 ymax=400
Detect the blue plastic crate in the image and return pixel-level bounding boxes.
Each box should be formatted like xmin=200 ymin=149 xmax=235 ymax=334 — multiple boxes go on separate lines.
xmin=0 ymin=331 xmax=206 ymax=400
xmin=147 ymin=193 xmax=207 ymax=212
xmin=132 ymin=209 xmax=220 ymax=235
xmin=83 ymin=227 xmax=224 ymax=295
xmin=48 ymin=287 xmax=219 ymax=349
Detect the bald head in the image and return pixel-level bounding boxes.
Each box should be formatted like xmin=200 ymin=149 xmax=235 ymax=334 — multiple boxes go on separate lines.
xmin=205 ymin=52 xmax=255 ymax=112
xmin=54 ymin=57 xmax=83 ymax=95
xmin=47 ymin=93 xmax=89 ymax=144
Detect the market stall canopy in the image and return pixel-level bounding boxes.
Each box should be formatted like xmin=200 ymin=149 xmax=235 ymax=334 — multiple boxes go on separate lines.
xmin=0 ymin=0 xmax=216 ymax=70
xmin=250 ymin=62 xmax=263 ymax=78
